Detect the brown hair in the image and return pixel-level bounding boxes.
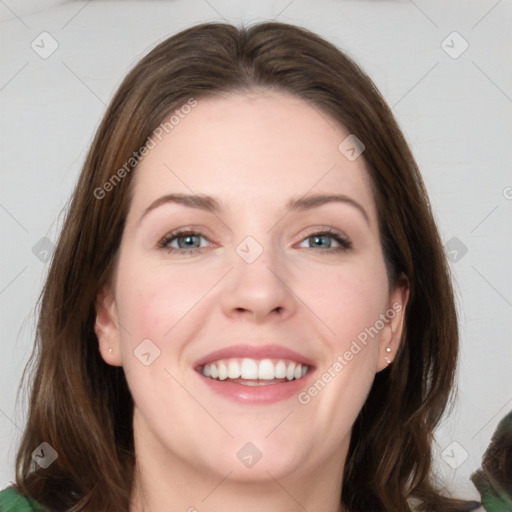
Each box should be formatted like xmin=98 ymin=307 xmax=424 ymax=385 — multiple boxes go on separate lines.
xmin=13 ymin=21 xmax=481 ymax=511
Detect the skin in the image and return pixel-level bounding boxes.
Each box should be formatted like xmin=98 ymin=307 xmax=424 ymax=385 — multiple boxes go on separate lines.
xmin=95 ymin=90 xmax=409 ymax=512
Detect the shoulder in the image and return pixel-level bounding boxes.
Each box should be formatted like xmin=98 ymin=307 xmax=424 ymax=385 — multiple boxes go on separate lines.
xmin=0 ymin=486 xmax=45 ymax=511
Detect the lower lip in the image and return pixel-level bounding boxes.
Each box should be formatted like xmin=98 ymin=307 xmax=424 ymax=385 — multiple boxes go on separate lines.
xmin=196 ymin=369 xmax=315 ymax=404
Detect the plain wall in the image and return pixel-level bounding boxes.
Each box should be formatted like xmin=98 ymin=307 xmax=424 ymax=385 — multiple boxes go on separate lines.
xmin=1 ymin=0 xmax=511 ymax=504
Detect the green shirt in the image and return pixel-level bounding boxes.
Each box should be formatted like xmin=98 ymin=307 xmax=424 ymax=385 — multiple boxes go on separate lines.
xmin=480 ymin=490 xmax=512 ymax=512
xmin=471 ymin=410 xmax=512 ymax=512
xmin=0 ymin=487 xmax=45 ymax=511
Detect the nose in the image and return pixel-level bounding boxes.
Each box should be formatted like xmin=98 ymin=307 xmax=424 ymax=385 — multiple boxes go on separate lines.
xmin=220 ymin=242 xmax=298 ymax=324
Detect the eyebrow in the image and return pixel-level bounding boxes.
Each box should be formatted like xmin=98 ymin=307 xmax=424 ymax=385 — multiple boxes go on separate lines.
xmin=138 ymin=192 xmax=370 ymax=225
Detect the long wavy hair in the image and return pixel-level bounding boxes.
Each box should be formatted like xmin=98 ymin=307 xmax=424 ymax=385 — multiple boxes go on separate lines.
xmin=13 ymin=21 xmax=480 ymax=512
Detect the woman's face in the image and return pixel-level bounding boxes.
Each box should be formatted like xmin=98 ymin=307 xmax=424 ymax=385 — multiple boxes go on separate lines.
xmin=96 ymin=90 xmax=408 ymax=485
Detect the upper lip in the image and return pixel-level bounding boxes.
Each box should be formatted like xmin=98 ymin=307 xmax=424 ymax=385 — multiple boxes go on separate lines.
xmin=194 ymin=344 xmax=316 ymax=370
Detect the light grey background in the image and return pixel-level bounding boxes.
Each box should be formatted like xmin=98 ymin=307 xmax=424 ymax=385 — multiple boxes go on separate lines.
xmin=1 ymin=0 xmax=511 ymax=504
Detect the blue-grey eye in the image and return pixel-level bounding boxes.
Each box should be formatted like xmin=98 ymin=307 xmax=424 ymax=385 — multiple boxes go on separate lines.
xmin=307 ymin=234 xmax=334 ymax=249
xmin=175 ymin=234 xmax=202 ymax=249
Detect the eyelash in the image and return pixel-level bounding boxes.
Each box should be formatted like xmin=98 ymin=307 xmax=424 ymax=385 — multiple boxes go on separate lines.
xmin=156 ymin=228 xmax=352 ymax=256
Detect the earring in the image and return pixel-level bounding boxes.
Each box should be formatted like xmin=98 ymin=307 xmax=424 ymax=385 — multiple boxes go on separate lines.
xmin=108 ymin=348 xmax=113 ymax=354
xmin=384 ymin=346 xmax=392 ymax=365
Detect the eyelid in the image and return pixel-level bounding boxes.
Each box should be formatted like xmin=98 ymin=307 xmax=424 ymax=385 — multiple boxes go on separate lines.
xmin=293 ymin=225 xmax=351 ymax=244
xmin=294 ymin=228 xmax=352 ymax=253
xmin=156 ymin=228 xmax=214 ymax=253
xmin=157 ymin=225 xmax=353 ymax=255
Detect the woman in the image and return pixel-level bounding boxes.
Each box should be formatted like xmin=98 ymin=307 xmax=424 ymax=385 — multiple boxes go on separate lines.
xmin=1 ymin=21 xmax=484 ymax=511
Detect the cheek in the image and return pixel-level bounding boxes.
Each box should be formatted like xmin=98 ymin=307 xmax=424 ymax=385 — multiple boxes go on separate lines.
xmin=301 ymin=259 xmax=390 ymax=343
xmin=295 ymin=266 xmax=388 ymax=435
xmin=116 ymin=260 xmax=209 ymax=341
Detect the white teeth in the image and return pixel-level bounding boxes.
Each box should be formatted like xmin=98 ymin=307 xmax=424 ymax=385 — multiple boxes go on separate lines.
xmin=258 ymin=359 xmax=275 ymax=380
xmin=286 ymin=362 xmax=296 ymax=381
xmin=218 ymin=360 xmax=228 ymax=380
xmin=275 ymin=360 xmax=287 ymax=378
xmin=227 ymin=360 xmax=240 ymax=379
xmin=201 ymin=358 xmax=310 ymax=382
xmin=240 ymin=358 xmax=258 ymax=379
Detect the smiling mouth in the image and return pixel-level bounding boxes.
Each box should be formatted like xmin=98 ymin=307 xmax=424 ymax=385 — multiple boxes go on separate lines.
xmin=198 ymin=357 xmax=310 ymax=386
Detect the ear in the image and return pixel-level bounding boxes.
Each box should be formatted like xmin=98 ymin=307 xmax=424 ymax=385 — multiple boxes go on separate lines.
xmin=376 ymin=273 xmax=410 ymax=372
xmin=95 ymin=284 xmax=123 ymax=366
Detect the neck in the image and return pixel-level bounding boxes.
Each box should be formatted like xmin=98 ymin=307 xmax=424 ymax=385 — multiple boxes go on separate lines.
xmin=129 ymin=418 xmax=349 ymax=512
xmin=131 ymin=473 xmax=346 ymax=512
xmin=131 ymin=474 xmax=346 ymax=512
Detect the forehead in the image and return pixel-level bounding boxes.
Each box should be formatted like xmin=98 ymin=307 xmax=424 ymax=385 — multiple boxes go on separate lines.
xmin=128 ymin=91 xmax=377 ymax=223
